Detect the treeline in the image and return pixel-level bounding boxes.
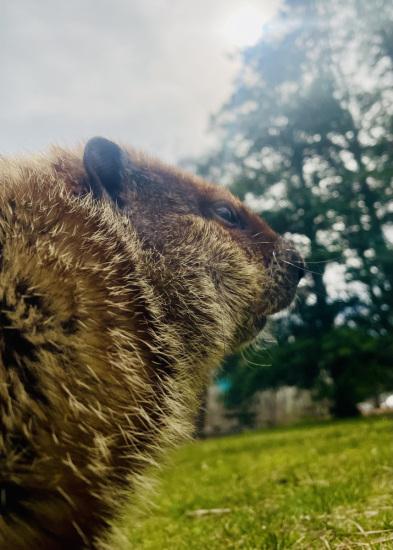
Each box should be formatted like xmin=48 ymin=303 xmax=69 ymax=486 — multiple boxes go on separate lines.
xmin=197 ymin=0 xmax=393 ymax=419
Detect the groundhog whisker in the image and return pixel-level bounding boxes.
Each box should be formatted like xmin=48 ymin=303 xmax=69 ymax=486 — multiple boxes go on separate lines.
xmin=272 ymin=250 xmax=281 ymax=272
xmin=305 ymin=258 xmax=343 ymax=264
xmin=281 ymin=248 xmax=344 ymax=265
xmin=279 ymin=258 xmax=322 ymax=276
xmin=282 ymin=249 xmax=344 ymax=265
xmin=240 ymin=349 xmax=272 ymax=368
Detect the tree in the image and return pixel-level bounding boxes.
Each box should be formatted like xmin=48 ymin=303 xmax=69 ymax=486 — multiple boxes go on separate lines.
xmin=223 ymin=329 xmax=393 ymax=419
xmin=199 ymin=0 xmax=393 ymax=417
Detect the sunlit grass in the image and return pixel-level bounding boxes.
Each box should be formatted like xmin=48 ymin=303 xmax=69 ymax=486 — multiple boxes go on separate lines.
xmin=110 ymin=416 xmax=393 ymax=549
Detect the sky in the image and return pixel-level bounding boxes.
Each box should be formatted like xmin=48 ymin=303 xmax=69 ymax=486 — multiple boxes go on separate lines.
xmin=1 ymin=0 xmax=281 ymax=163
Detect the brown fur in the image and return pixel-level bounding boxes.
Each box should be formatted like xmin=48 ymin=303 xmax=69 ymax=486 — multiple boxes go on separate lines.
xmin=0 ymin=139 xmax=302 ymax=548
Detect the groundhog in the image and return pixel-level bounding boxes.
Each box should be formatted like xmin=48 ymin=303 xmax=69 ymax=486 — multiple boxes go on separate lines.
xmin=0 ymin=137 xmax=303 ymax=549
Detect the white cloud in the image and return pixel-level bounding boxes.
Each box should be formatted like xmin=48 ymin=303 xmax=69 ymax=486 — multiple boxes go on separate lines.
xmin=1 ymin=0 xmax=280 ymax=162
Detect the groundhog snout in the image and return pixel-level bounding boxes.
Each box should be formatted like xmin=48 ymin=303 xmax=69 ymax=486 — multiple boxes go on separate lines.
xmin=277 ymin=244 xmax=305 ymax=284
xmin=255 ymin=239 xmax=304 ymax=317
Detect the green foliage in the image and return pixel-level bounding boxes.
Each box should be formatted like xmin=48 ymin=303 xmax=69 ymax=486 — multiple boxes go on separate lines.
xmin=223 ymin=329 xmax=393 ymax=419
xmin=198 ymin=0 xmax=393 ymax=417
xmin=110 ymin=416 xmax=393 ymax=549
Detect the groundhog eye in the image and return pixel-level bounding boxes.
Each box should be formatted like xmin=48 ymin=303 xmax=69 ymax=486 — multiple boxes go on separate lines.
xmin=213 ymin=203 xmax=241 ymax=228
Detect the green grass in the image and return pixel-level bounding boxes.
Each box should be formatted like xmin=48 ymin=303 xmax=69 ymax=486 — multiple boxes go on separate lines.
xmin=111 ymin=416 xmax=393 ymax=549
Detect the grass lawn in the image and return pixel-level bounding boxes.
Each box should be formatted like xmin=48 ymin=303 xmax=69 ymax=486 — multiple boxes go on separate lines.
xmin=110 ymin=416 xmax=393 ymax=549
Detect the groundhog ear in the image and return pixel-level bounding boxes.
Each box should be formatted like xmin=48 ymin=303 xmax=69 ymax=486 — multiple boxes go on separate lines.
xmin=83 ymin=137 xmax=124 ymax=203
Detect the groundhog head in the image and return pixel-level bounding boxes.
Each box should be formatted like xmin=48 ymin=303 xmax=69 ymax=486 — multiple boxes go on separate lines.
xmin=82 ymin=136 xmax=303 ymax=351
